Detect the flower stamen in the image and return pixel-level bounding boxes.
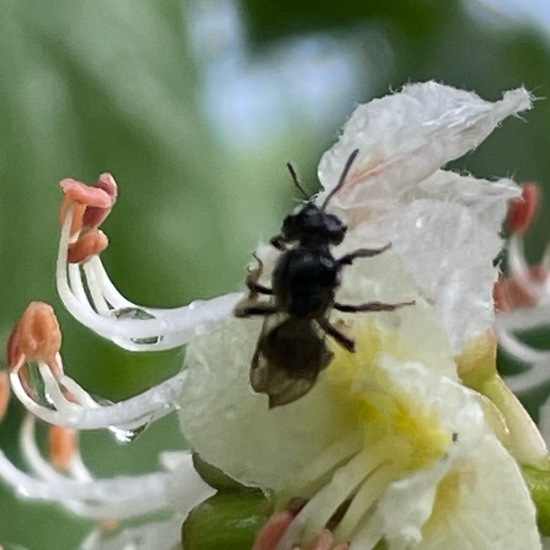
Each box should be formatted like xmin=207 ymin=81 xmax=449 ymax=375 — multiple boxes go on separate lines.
xmin=48 ymin=424 xmax=78 ymax=471
xmin=252 ymin=511 xmax=295 ymax=550
xmin=0 ymin=371 xmax=10 ymax=422
xmin=286 ymin=446 xmax=394 ymax=545
xmin=67 ymin=229 xmax=109 ymax=264
xmin=507 ymin=183 xmax=540 ymax=235
xmin=10 ymin=302 xmax=62 ymax=379
xmin=56 ymin=202 xmax=240 ymax=352
xmin=59 ymin=173 xmax=117 ymax=235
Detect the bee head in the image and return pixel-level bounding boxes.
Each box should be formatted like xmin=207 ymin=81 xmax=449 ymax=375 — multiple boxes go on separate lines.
xmin=281 ymin=203 xmax=347 ymax=246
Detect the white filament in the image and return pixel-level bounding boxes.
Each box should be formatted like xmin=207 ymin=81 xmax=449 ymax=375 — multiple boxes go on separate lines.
xmin=0 ymin=449 xmax=213 ymax=522
xmin=508 ymin=234 xmax=548 ymax=305
xmin=56 ymin=207 xmax=241 ymax=351
xmin=79 ymin=517 xmax=183 ymax=550
xmin=10 ymin=367 xmax=187 ymax=430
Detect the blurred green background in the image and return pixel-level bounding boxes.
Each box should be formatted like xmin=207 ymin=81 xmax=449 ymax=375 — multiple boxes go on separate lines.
xmin=1 ymin=0 xmax=550 ymax=547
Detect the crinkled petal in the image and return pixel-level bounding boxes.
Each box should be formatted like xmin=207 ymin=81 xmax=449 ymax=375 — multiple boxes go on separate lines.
xmin=339 ymin=171 xmax=518 ymax=354
xmin=317 ymin=82 xmax=530 ymax=211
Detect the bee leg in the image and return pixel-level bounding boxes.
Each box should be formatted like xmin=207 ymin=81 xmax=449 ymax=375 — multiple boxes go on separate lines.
xmin=234 ymin=301 xmax=279 ymax=318
xmin=246 ymin=253 xmax=273 ymax=296
xmin=269 ymin=234 xmax=289 ymax=251
xmin=317 ymin=318 xmax=355 ymax=352
xmin=337 ymin=243 xmax=391 ymax=266
xmin=247 ymin=282 xmax=273 ymax=295
xmin=333 ymin=300 xmax=415 ymax=313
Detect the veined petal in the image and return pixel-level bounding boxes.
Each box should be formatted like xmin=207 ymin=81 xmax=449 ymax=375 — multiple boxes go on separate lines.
xmin=317 ymin=82 xmax=530 ymax=211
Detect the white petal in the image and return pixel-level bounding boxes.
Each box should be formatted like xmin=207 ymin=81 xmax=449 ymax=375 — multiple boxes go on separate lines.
xmin=353 ymin=435 xmax=539 ymax=550
xmin=382 ymin=199 xmax=500 ymax=354
xmin=351 ymin=459 xmax=449 ymax=549
xmin=314 ymin=243 xmax=457 ymax=379
xmin=318 ymin=169 xmax=517 ymax=354
xmin=337 ymin=188 xmax=504 ymax=354
xmin=417 ymin=435 xmax=540 ymax=550
xmin=318 ymin=82 xmax=530 ymax=210
xmin=179 ymin=240 xmax=466 ymax=489
xmin=378 ymin=356 xmax=485 ymax=444
xmin=179 ymin=317 xmax=360 ymax=491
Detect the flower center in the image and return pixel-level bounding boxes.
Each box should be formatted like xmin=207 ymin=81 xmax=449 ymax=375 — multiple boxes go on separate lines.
xmin=275 ymin=317 xmax=453 ymax=544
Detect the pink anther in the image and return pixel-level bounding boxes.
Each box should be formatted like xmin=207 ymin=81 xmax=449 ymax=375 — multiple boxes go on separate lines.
xmin=49 ymin=425 xmax=77 ymax=471
xmin=0 ymin=371 xmax=10 ymax=422
xmin=15 ymin=302 xmax=62 ymax=378
xmin=507 ymin=183 xmax=540 ymax=234
xmin=68 ymin=229 xmax=109 ymax=263
xmin=59 ymin=173 xmax=118 ymax=234
xmin=252 ymin=511 xmax=295 ymax=550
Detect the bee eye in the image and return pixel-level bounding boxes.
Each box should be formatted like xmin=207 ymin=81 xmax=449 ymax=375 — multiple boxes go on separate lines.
xmin=282 ymin=213 xmax=300 ymax=240
xmin=326 ymin=215 xmax=347 ymax=245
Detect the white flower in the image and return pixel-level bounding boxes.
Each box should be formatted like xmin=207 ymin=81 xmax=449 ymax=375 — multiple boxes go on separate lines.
xmin=179 ymin=82 xmax=542 ymax=548
xmin=0 ymin=82 xmax=544 ymax=549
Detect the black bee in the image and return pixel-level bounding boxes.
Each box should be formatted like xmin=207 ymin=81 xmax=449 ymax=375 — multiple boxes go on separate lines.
xmin=235 ymin=149 xmax=414 ymax=407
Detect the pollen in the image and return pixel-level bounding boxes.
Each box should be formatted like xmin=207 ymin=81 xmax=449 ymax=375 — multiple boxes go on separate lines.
xmin=507 ymin=183 xmax=539 ymax=235
xmin=0 ymin=371 xmax=10 ymax=422
xmin=48 ymin=424 xmax=77 ymax=471
xmin=67 ymin=228 xmax=109 ymax=263
xmin=13 ymin=302 xmax=62 ymax=377
xmin=59 ymin=173 xmax=117 ymax=235
xmin=326 ymin=317 xmax=451 ymax=472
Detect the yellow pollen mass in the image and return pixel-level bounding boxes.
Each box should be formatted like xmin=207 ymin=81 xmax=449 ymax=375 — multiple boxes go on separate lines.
xmin=325 ymin=318 xmax=452 ymax=473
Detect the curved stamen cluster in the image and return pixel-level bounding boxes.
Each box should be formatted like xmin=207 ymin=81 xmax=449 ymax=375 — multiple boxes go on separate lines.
xmin=0 ymin=301 xmax=214 ymax=545
xmin=0 ymin=410 xmax=212 ymax=543
xmin=6 ymin=302 xmax=183 ymax=433
xmin=494 ymin=184 xmax=550 ymax=394
xmin=37 ymin=174 xmax=243 ymax=431
xmin=57 ymin=176 xmax=239 ymax=354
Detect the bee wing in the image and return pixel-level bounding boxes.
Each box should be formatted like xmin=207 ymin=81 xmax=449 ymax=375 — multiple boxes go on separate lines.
xmin=249 ymin=313 xmax=325 ymax=408
xmin=250 ymin=345 xmax=318 ymax=408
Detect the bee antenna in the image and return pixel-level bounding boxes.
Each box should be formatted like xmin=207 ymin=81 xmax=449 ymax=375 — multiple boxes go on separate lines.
xmin=286 ymin=162 xmax=310 ymax=200
xmin=320 ymin=148 xmax=359 ymax=210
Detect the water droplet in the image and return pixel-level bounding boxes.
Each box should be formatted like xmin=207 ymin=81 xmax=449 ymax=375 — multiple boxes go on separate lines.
xmin=112 ymin=307 xmax=162 ymax=344
xmin=108 ymin=423 xmax=149 ymax=444
xmin=23 ymin=362 xmax=54 ymax=408
xmin=94 ymin=394 xmax=152 ymax=443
